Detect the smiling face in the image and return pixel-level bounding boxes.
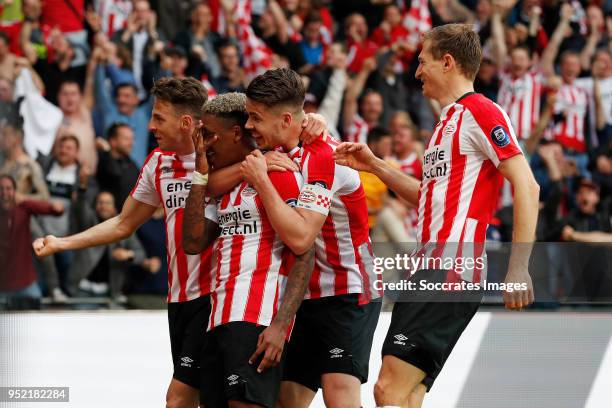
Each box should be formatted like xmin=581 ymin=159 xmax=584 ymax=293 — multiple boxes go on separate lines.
xmin=244 ymin=99 xmax=287 ymax=150
xmin=55 ymin=137 xmax=79 ymax=167
xmin=201 ymin=113 xmax=252 ymax=170
xmin=149 ymin=100 xmax=188 ymax=152
xmin=415 ymin=40 xmax=445 ymax=100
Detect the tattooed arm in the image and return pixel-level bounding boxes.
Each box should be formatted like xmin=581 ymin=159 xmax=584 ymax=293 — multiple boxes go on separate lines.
xmin=182 ymin=125 xmax=219 ymax=254
xmin=249 ymin=245 xmax=315 ymax=373
xmin=182 ymin=183 xmax=219 ymax=254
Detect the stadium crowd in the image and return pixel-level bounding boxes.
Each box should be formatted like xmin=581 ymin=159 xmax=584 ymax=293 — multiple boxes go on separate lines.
xmin=0 ymin=0 xmax=611 ymax=307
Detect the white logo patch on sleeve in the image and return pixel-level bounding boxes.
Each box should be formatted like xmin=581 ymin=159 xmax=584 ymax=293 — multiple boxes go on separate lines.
xmin=296 ymin=183 xmax=332 ymax=216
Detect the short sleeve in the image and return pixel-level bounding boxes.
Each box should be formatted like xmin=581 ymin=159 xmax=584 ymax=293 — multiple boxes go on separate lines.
xmin=461 ymin=101 xmax=522 ymax=167
xmin=297 ymin=140 xmax=336 ymax=216
xmin=269 ymin=171 xmax=303 ymax=206
xmin=130 ymin=151 xmax=161 ymax=207
xmin=204 ymin=199 xmax=218 ymax=223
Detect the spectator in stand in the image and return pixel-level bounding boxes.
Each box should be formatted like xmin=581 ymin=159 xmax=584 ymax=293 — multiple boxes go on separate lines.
xmin=391 ymin=125 xmax=422 ymax=180
xmin=343 ymin=57 xmax=382 ymax=143
xmin=370 ymin=4 xmax=408 ymax=52
xmin=0 ymin=174 xmax=63 ymax=305
xmin=27 ymin=27 xmax=85 ymax=105
xmin=142 ymin=45 xmax=197 ymax=91
xmin=257 ymin=0 xmax=307 ymax=71
xmin=561 ymin=179 xmax=612 ymax=301
xmin=173 ymin=2 xmax=223 ymax=80
xmin=360 ymin=126 xmax=392 ymax=230
xmin=577 ymin=49 xmax=612 ymax=147
xmin=298 ymin=11 xmax=326 ymax=72
xmin=93 ymin=47 xmax=152 ymax=167
xmin=492 ymin=2 xmax=544 ymax=146
xmin=368 ymin=49 xmax=410 ymax=126
xmin=344 ymin=12 xmax=377 ymax=73
xmin=0 ymin=32 xmax=17 ymax=81
xmin=540 ymin=4 xmax=604 ymax=176
xmin=592 ymin=141 xmax=612 ymax=200
xmin=211 ymin=41 xmax=246 ymax=93
xmin=112 ymin=0 xmax=164 ymax=100
xmin=56 ymin=80 xmax=97 ymax=171
xmin=96 ymin=122 xmax=139 ymax=209
xmin=303 ymin=42 xmax=348 ymax=140
xmin=37 ymin=134 xmax=88 ymax=302
xmin=68 ymin=190 xmax=145 ymax=303
xmin=19 ymin=0 xmax=50 ymax=66
xmin=0 ymin=117 xmax=48 ymax=200
xmin=131 ymin=207 xmax=166 ymax=296
xmin=93 ymin=0 xmax=133 ymax=38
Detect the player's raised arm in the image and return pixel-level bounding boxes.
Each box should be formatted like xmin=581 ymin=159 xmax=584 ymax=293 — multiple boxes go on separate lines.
xmin=334 ymin=142 xmax=421 ymax=205
xmin=182 ymin=125 xmax=220 ymax=254
xmin=498 ymin=154 xmax=540 ymax=309
xmin=32 ymin=196 xmax=157 ymax=258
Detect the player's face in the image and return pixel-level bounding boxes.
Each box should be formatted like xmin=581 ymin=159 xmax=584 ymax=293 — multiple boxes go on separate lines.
xmin=244 ymin=99 xmax=285 ymax=150
xmin=201 ymin=113 xmax=250 ymax=170
xmin=149 ymin=100 xmax=185 ymax=151
xmin=415 ymin=41 xmax=444 ymax=100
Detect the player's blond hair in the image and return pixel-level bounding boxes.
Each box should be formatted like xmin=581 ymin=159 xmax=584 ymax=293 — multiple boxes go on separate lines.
xmin=202 ymin=93 xmax=248 ymax=127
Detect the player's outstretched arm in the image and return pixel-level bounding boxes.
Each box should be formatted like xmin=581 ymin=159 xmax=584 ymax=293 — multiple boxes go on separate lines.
xmin=249 ymin=245 xmax=315 ymax=373
xmin=334 ymin=142 xmax=420 ymax=206
xmin=498 ymin=154 xmax=540 ymax=310
xmin=241 ymin=151 xmax=326 ymax=255
xmin=32 ymin=196 xmax=157 ymax=258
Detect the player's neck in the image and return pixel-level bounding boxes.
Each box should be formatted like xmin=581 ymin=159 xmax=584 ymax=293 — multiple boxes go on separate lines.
xmin=437 ymin=78 xmax=474 ymax=108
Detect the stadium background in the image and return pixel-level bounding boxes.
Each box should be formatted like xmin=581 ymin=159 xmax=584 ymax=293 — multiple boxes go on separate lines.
xmin=1 ymin=0 xmax=611 ymax=406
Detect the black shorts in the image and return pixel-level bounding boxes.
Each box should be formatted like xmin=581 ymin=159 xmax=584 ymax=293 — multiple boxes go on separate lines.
xmin=381 ymin=270 xmax=482 ymax=391
xmin=283 ymin=294 xmax=382 ymax=392
xmin=200 ymin=322 xmax=285 ymax=408
xmin=167 ymin=294 xmax=211 ymax=389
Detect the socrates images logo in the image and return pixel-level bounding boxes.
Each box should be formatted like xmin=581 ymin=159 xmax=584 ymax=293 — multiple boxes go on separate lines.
xmin=329 ymin=348 xmax=344 ymax=358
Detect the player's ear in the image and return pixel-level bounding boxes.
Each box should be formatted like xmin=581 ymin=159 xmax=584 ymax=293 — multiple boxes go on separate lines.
xmin=180 ymin=114 xmax=192 ymax=131
xmin=233 ymin=125 xmax=242 ymax=142
xmin=443 ymin=54 xmax=453 ymax=72
xmin=281 ymin=112 xmax=292 ymax=129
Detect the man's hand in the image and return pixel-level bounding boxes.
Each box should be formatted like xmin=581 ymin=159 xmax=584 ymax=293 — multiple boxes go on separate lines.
xmin=300 ymin=113 xmax=328 ymax=144
xmin=264 ymin=151 xmax=299 ymax=172
xmin=112 ymin=248 xmax=135 ymax=262
xmin=33 ymin=235 xmax=62 ymax=257
xmin=503 ymin=266 xmax=535 ymax=310
xmin=191 ymin=122 xmax=217 ymax=174
xmin=241 ymin=150 xmax=270 ymax=188
xmin=142 ymin=257 xmax=161 ymax=274
xmin=334 ymin=142 xmax=379 ymax=172
xmin=248 ymin=322 xmax=286 ymax=373
xmin=562 ymin=225 xmax=575 ymax=241
xmin=51 ymin=201 xmax=65 ymax=214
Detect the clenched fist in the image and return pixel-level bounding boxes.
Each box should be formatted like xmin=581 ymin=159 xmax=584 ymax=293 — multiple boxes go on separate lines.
xmin=32 ymin=235 xmax=63 ymax=258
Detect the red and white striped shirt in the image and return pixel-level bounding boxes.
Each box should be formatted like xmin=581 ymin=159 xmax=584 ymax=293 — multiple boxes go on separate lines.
xmin=416 ymin=93 xmax=522 ymax=283
xmin=130 ymin=150 xmax=215 ymax=303
xmin=206 ymin=171 xmax=303 ymax=330
xmin=545 ymin=83 xmax=589 ymax=152
xmin=497 ymin=70 xmax=542 ymax=140
xmin=344 ymin=114 xmax=370 ymax=144
xmin=289 ymin=138 xmax=381 ymax=303
xmin=393 ymin=152 xmax=423 ymax=179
